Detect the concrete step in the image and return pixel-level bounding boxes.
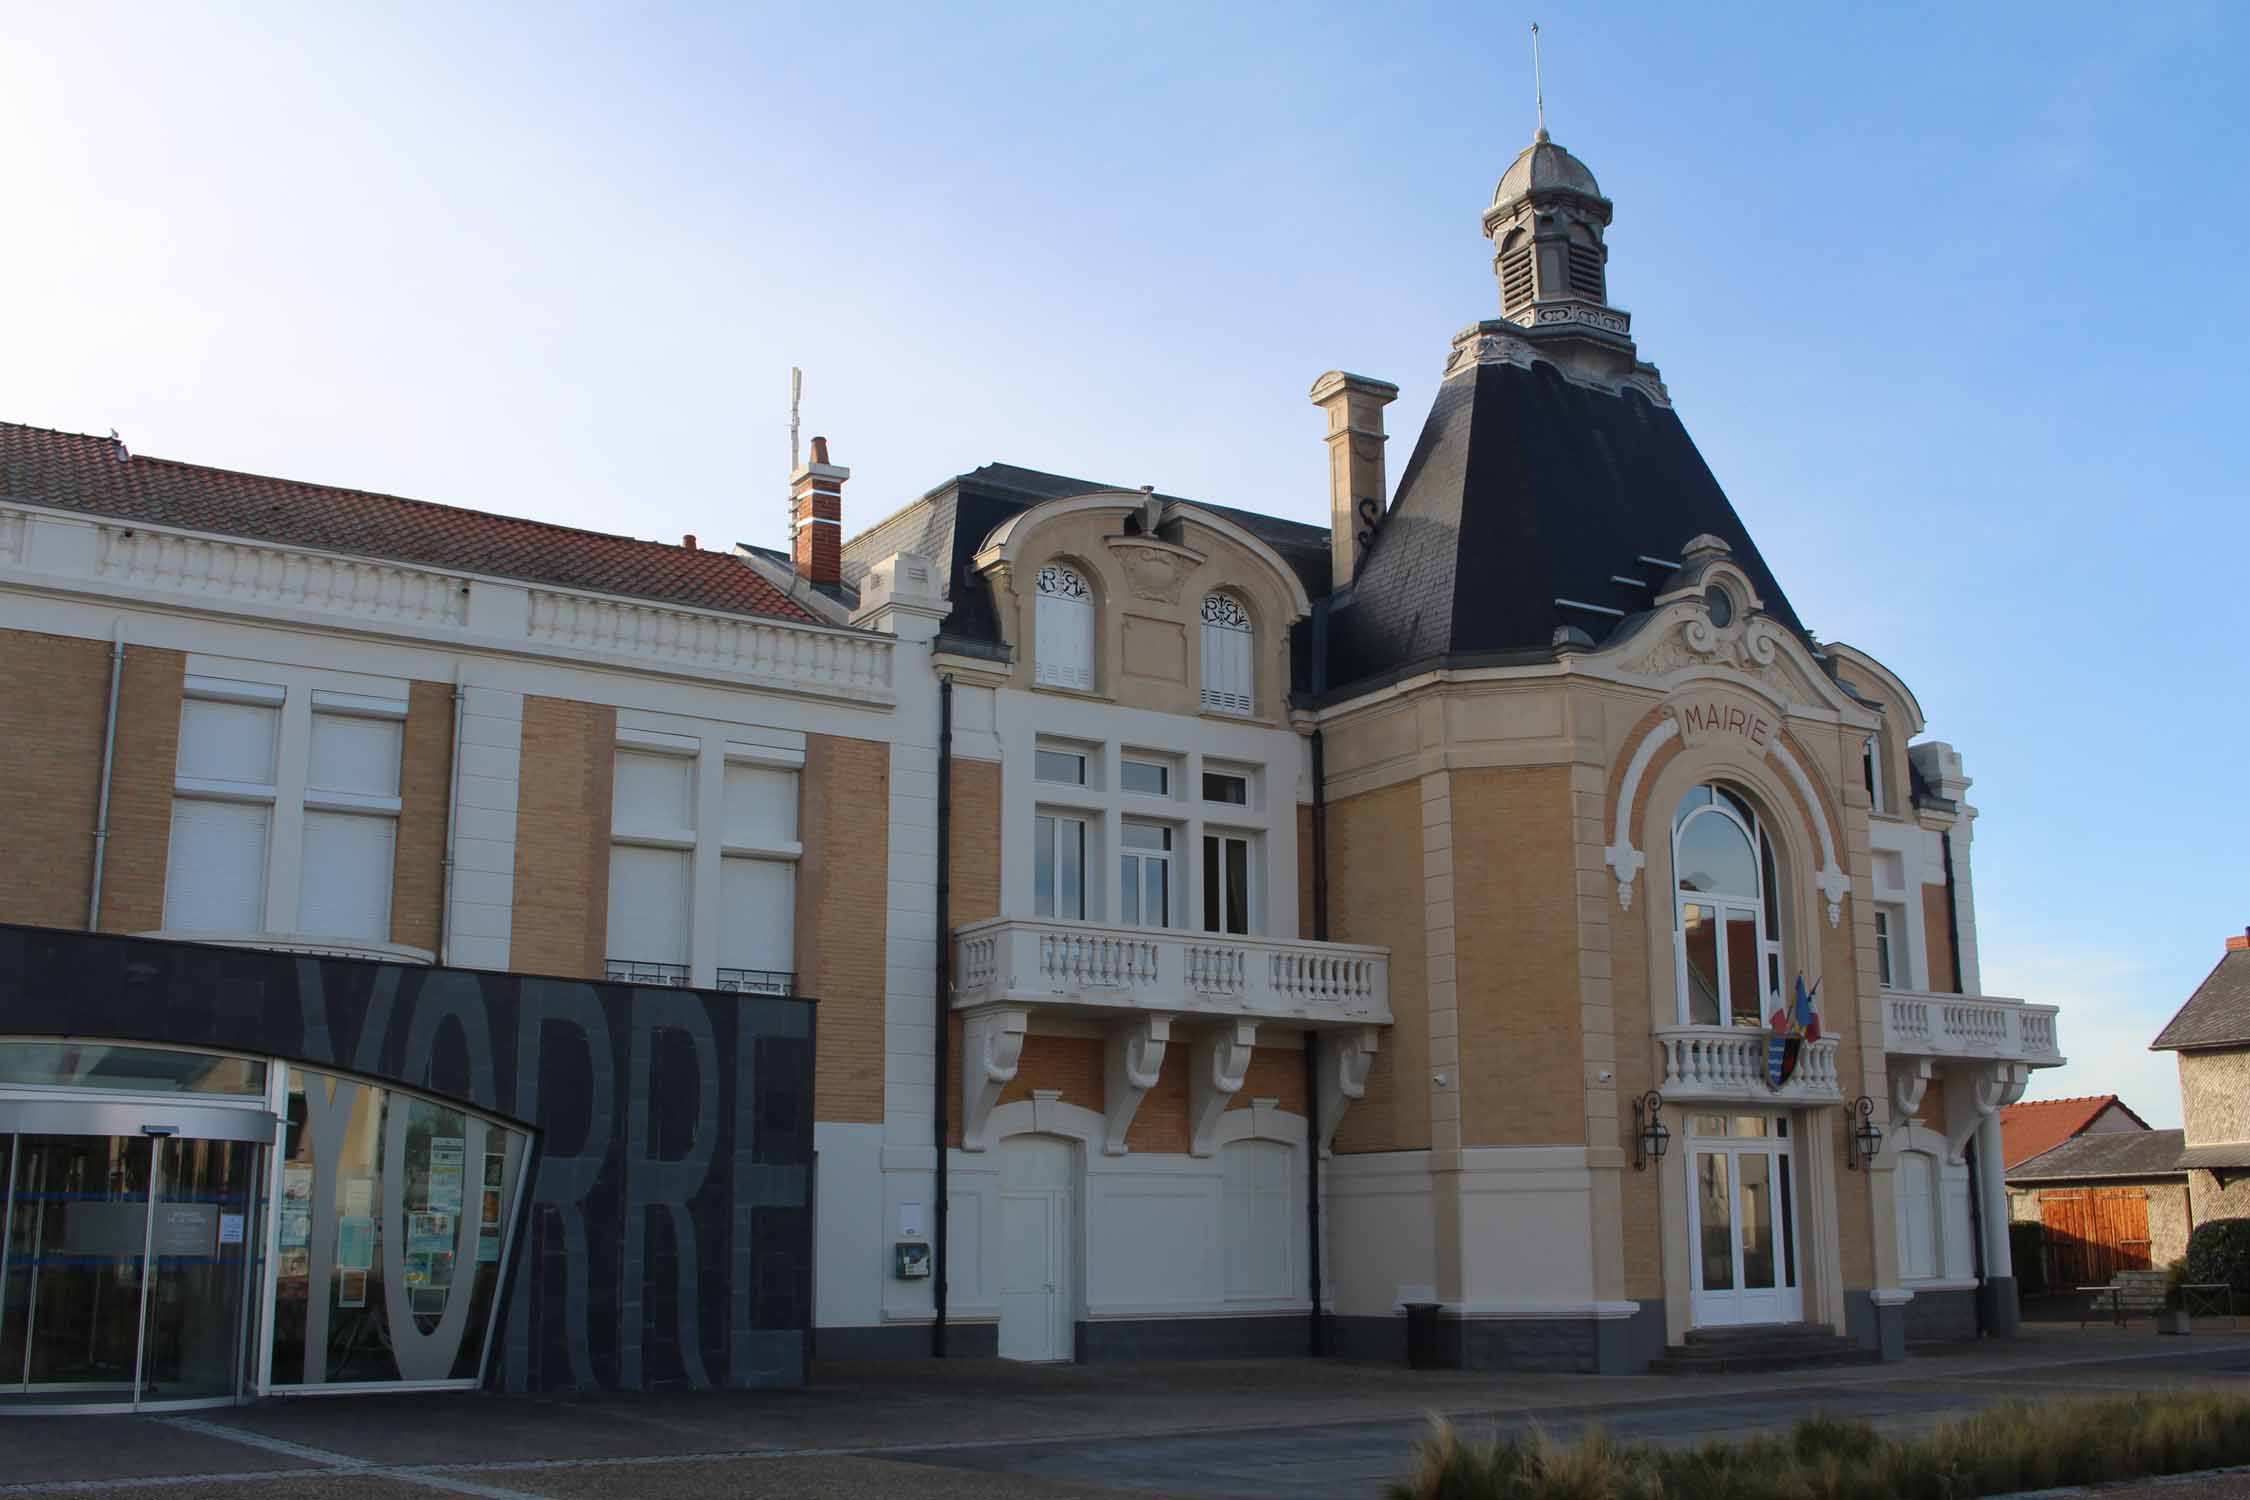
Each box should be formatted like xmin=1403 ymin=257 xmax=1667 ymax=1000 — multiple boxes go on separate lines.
xmin=1650 ymin=1321 xmax=1880 ymax=1376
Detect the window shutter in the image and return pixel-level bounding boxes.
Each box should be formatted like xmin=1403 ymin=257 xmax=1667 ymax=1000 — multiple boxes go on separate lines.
xmin=723 ymin=764 xmax=797 ymax=848
xmin=177 ymin=699 xmax=279 ymax=786
xmin=613 ymin=751 xmax=695 ymax=837
xmin=298 ymin=811 xmax=397 ymax=941
xmin=1199 ymin=595 xmax=1253 ymax=715
xmin=308 ymin=713 xmax=401 ymax=797
xmin=606 ymin=845 xmax=690 ymax=967
xmin=720 ymin=857 xmax=794 ymax=977
xmin=1034 ymin=566 xmax=1094 ymax=689
xmin=164 ymin=799 xmax=271 ymax=932
xmin=1896 ymin=1151 xmax=1938 ymax=1280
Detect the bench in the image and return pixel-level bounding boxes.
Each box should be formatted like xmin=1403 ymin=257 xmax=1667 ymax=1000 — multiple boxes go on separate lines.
xmin=2080 ymin=1269 xmax=2171 ymax=1327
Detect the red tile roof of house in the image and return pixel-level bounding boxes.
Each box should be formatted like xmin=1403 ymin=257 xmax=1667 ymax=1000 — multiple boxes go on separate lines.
xmin=0 ymin=422 xmax=815 ymax=623
xmin=1999 ymin=1095 xmax=2151 ymax=1169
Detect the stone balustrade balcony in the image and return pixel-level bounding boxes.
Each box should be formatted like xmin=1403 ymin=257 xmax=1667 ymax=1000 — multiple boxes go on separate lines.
xmin=1882 ymin=990 xmax=2063 ymax=1066
xmin=952 ymin=916 xmax=1389 ymax=1030
xmin=1654 ymin=1025 xmax=1844 ymax=1105
xmin=950 ymin=917 xmax=1390 ymax=1158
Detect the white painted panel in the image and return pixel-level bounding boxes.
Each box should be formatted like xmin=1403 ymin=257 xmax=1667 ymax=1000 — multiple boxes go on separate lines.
xmin=1199 ymin=606 xmax=1253 ymax=716
xmin=724 ymin=764 xmax=798 ymax=847
xmin=612 ymin=750 xmax=694 ymax=836
xmin=1222 ymin=1140 xmax=1292 ymax=1300
xmin=307 ymin=712 xmax=402 ymax=797
xmin=720 ymin=856 xmax=794 ymax=973
xmin=1896 ymin=1150 xmax=1939 ymax=1281
xmin=298 ymin=811 xmax=396 ymax=941
xmin=177 ymin=698 xmax=278 ymax=787
xmin=998 ymin=1135 xmax=1074 ymax=1361
xmin=164 ymin=798 xmax=270 ymax=931
xmin=606 ymin=844 xmax=689 ymax=966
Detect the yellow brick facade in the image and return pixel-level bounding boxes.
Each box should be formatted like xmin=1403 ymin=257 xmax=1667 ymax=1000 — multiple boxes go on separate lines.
xmin=0 ymin=629 xmax=109 ymax=929
xmin=390 ymin=680 xmax=454 ymax=954
xmin=798 ymin=733 xmax=892 ymax=1125
xmin=508 ymin=695 xmax=615 ymax=980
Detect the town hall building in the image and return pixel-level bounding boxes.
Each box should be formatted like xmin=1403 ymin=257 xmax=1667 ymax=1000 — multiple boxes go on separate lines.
xmin=0 ymin=127 xmax=2062 ymax=1410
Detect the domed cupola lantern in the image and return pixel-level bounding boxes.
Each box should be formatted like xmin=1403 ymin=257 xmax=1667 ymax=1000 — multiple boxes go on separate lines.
xmin=1482 ymin=130 xmax=1632 ymax=352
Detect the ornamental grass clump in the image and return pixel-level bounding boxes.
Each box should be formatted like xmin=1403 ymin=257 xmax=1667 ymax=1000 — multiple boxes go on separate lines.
xmin=1388 ymin=1390 xmax=2250 ymax=1500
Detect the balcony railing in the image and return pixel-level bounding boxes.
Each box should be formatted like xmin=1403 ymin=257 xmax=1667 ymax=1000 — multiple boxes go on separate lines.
xmin=952 ymin=917 xmax=1390 ymax=1028
xmin=605 ymin=958 xmax=688 ymax=987
xmin=716 ymin=967 xmax=794 ymax=996
xmin=1654 ymin=1026 xmax=1843 ymax=1104
xmin=1882 ymin=989 xmax=2063 ymax=1065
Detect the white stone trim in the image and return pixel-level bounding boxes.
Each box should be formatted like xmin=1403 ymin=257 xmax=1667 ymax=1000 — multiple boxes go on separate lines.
xmin=1605 ymin=715 xmax=1675 ymax=909
xmin=1766 ymin=736 xmax=1849 ymax=925
xmin=1101 ymin=1014 xmax=1171 ymax=1154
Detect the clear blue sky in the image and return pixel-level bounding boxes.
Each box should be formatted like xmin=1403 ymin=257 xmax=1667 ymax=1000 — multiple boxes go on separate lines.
xmin=5 ymin=3 xmax=2243 ymax=1124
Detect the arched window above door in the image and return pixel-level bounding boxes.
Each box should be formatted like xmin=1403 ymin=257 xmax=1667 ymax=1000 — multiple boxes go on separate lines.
xmin=1672 ymin=785 xmax=1784 ymax=1029
xmin=1034 ymin=563 xmax=1094 ymax=690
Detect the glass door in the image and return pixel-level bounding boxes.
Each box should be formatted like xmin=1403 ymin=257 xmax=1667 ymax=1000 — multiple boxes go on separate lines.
xmin=1686 ymin=1115 xmax=1803 ymax=1328
xmin=0 ymin=1101 xmax=273 ymax=1412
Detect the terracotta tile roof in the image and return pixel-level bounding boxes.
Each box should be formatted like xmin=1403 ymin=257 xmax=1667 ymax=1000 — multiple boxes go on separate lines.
xmin=1999 ymin=1095 xmax=2151 ymax=1169
xmin=2151 ymin=947 xmax=2250 ymax=1051
xmin=0 ymin=422 xmax=815 ymax=623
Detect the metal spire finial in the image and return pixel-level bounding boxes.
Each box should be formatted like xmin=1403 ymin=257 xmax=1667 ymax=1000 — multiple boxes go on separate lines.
xmin=1531 ymin=21 xmax=1548 ymax=140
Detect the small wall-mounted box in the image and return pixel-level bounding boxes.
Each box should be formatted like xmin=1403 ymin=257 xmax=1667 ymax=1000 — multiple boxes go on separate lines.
xmin=894 ymin=1241 xmax=931 ymax=1279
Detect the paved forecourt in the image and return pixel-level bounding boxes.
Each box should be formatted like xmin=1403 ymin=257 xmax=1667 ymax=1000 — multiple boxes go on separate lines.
xmin=6 ymin=1328 xmax=2250 ymax=1500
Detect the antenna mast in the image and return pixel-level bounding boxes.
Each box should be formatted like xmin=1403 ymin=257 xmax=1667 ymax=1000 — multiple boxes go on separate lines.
xmin=1530 ymin=21 xmax=1547 ymax=138
xmin=789 ymin=367 xmax=803 ymax=474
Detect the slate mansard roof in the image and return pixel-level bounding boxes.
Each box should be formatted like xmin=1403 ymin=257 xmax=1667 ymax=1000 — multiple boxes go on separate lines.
xmin=2150 ymin=947 xmax=2250 ymax=1052
xmin=1324 ymin=359 xmax=1806 ymax=686
xmin=0 ymin=422 xmax=816 ymax=623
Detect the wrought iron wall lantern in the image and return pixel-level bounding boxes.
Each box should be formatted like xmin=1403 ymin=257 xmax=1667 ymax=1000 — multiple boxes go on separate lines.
xmin=1844 ymin=1094 xmax=1884 ymax=1170
xmin=1632 ymin=1090 xmax=1670 ymax=1170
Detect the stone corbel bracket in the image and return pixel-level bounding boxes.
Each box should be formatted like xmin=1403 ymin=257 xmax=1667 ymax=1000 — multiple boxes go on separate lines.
xmin=1944 ymin=1060 xmax=2029 ymax=1163
xmin=960 ymin=1007 xmax=1028 ymax=1152
xmin=1316 ymin=1026 xmax=1382 ymax=1158
xmin=1189 ymin=1020 xmax=1258 ymax=1157
xmin=1102 ymin=1014 xmax=1172 ymax=1154
xmin=1890 ymin=1058 xmax=1935 ymax=1122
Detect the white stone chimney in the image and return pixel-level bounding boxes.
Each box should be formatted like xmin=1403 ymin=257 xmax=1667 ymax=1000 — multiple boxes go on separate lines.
xmin=1308 ymin=371 xmax=1398 ymax=589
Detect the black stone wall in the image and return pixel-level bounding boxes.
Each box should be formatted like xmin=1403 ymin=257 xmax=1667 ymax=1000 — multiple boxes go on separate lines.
xmin=0 ymin=924 xmax=815 ymax=1393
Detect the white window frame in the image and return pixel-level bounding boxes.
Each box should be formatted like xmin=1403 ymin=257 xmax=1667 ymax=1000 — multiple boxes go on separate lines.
xmin=1034 ymin=564 xmax=1095 ymax=691
xmin=1864 ymin=733 xmax=1887 ymax=816
xmin=1119 ymin=755 xmax=1173 ymax=800
xmin=1874 ymin=907 xmax=1900 ymax=990
xmin=606 ymin=721 xmax=804 ymax=990
xmin=1119 ymin=820 xmax=1173 ymax=929
xmin=164 ymin=671 xmax=407 ymax=948
xmin=1671 ymin=787 xmax=1784 ymax=1029
xmin=1199 ymin=593 xmax=1254 ymax=716
xmin=1034 ymin=811 xmax=1089 ymax=920
xmin=1202 ymin=828 xmax=1256 ymax=936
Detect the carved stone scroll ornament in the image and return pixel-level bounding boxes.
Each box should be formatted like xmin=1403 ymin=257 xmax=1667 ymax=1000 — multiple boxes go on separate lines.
xmin=1103 ymin=534 xmax=1205 ymax=605
xmin=1890 ymin=1058 xmax=1935 ymax=1122
xmin=960 ymin=1007 xmax=1028 ymax=1151
xmin=1188 ymin=1019 xmax=1258 ymax=1157
xmin=1102 ymin=1014 xmax=1172 ymax=1154
xmin=1315 ymin=1026 xmax=1382 ymax=1158
xmin=1943 ymin=1060 xmax=2029 ymax=1163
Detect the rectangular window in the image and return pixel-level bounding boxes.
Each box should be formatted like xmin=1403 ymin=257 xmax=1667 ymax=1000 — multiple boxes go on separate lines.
xmin=1202 ymin=770 xmax=1249 ymax=805
xmin=1202 ymin=831 xmax=1252 ymax=935
xmin=165 ymin=678 xmax=405 ymax=944
xmin=1864 ymin=735 xmax=1887 ymax=815
xmin=1120 ymin=822 xmax=1172 ymax=928
xmin=720 ymin=758 xmax=798 ymax=990
xmin=1034 ymin=748 xmax=1086 ymax=786
xmin=1874 ymin=907 xmax=1902 ymax=989
xmin=1120 ymin=758 xmax=1170 ymax=797
xmin=1035 ymin=814 xmax=1086 ymax=920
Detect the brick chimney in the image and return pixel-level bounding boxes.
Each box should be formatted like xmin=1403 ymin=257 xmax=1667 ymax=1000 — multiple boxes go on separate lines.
xmin=790 ymin=435 xmax=848 ymax=587
xmin=1308 ymin=371 xmax=1398 ymax=588
xmin=2228 ymin=928 xmax=2250 ymax=953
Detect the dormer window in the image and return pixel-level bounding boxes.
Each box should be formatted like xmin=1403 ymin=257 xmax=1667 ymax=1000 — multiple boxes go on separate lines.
xmin=1200 ymin=594 xmax=1253 ymax=716
xmin=1034 ymin=564 xmax=1093 ymax=690
xmin=1863 ymin=734 xmax=1887 ymax=816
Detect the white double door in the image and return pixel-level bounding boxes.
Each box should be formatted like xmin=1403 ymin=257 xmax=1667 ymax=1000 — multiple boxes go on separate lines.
xmin=997 ymin=1136 xmax=1075 ymax=1362
xmin=1687 ymin=1117 xmax=1803 ymax=1327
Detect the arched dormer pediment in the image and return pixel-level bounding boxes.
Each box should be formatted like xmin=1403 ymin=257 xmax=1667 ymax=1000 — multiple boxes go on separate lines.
xmin=970 ymin=490 xmax=1311 ymax=718
xmin=972 ymin=490 xmax=1313 ymax=622
xmin=1825 ymin=643 xmax=1926 ymax=739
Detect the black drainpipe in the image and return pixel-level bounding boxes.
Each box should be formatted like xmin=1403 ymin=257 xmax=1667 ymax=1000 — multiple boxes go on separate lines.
xmin=1940 ymin=832 xmax=1964 ymax=995
xmin=933 ymin=674 xmax=953 ymax=1358
xmin=1304 ymin=726 xmax=1331 ymax=1357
